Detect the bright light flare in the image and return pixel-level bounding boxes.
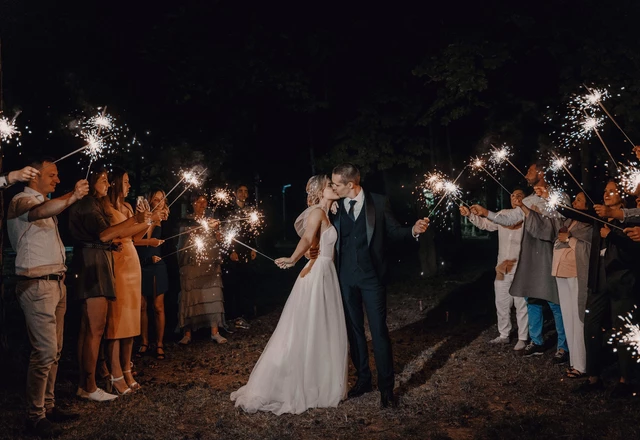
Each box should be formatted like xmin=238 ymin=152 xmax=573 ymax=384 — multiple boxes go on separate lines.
xmin=82 ymin=131 xmax=106 ymax=161
xmin=609 ymin=306 xmax=640 ymax=362
xmin=621 ymin=166 xmax=640 ymax=194
xmin=550 ymin=157 xmax=567 ymax=173
xmin=490 ymin=147 xmax=509 ymax=166
xmin=0 ymin=116 xmax=20 ymax=142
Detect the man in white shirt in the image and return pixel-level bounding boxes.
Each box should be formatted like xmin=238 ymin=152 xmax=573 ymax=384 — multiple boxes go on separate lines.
xmin=7 ymin=158 xmax=88 ymax=438
xmin=461 ymin=189 xmax=528 ymax=351
xmin=471 ymin=161 xmax=569 ymax=362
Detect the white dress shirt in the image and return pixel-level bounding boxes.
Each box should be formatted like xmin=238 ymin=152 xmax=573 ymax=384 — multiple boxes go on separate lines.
xmin=487 ymin=193 xmax=567 ymax=227
xmin=343 ymin=188 xmax=365 ymax=220
xmin=7 ymin=187 xmax=66 ymax=277
xmin=468 ymin=211 xmax=524 ymax=272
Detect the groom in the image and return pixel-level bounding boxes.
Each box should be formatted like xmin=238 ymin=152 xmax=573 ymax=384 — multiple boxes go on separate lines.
xmin=330 ymin=163 xmax=429 ymax=408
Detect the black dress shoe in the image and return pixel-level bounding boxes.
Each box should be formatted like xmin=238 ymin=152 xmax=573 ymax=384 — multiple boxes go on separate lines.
xmin=380 ymin=389 xmax=398 ymax=409
xmin=347 ymin=382 xmax=373 ymax=398
xmin=26 ymin=418 xmax=63 ymax=438
xmin=46 ymin=407 xmax=80 ymax=422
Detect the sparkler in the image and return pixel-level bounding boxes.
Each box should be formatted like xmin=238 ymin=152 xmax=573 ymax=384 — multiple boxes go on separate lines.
xmin=160 ymin=234 xmax=208 ymax=261
xmin=162 ymin=214 xmax=265 ymax=242
xmin=471 ymin=157 xmax=512 ymax=195
xmin=609 ymin=306 xmax=640 ymax=362
xmin=0 ymin=111 xmax=20 ymax=143
xmin=490 ymin=144 xmax=526 ymax=178
xmin=423 ymin=167 xmax=468 ymax=217
xmin=166 ymin=167 xmax=208 ymax=209
xmin=620 ymin=166 xmax=640 ymax=195
xmin=222 ymin=225 xmax=274 ymax=261
xmin=549 ymin=151 xmax=596 ymax=206
xmin=544 ymin=188 xmax=623 ymax=230
xmin=210 ymin=187 xmax=235 ymax=212
xmin=582 ymin=84 xmax=635 ymax=146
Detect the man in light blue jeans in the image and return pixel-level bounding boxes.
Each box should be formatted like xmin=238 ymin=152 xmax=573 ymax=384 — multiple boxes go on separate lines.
xmin=471 ymin=161 xmax=569 ymax=362
xmin=7 ymin=157 xmax=88 ymax=438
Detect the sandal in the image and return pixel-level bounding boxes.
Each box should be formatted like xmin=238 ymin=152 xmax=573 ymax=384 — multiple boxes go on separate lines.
xmin=566 ymin=368 xmax=586 ymax=379
xmin=156 ymin=346 xmax=165 ymax=360
xmin=135 ymin=344 xmax=149 ymax=358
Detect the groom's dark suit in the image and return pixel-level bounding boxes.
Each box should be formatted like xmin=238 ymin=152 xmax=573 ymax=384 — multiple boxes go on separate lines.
xmin=332 ymin=190 xmax=415 ymax=393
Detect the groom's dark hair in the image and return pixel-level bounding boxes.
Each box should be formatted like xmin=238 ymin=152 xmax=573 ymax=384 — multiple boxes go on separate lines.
xmin=332 ymin=163 xmax=360 ymax=185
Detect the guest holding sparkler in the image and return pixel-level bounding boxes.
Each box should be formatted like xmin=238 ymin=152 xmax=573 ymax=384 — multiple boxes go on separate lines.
xmin=223 ymin=183 xmax=258 ymax=331
xmin=460 ymin=189 xmax=529 ymax=351
xmin=103 ymin=168 xmax=166 ymax=395
xmin=69 ymin=168 xmax=151 ymax=402
xmin=134 ymin=189 xmax=170 ymax=360
xmin=470 ymin=161 xmax=569 ymax=362
xmin=564 ymin=181 xmax=640 ymax=398
xmin=7 ymin=157 xmax=87 ymax=437
xmin=177 ymin=193 xmax=226 ymax=345
xmin=515 ymin=192 xmax=593 ymax=379
xmin=0 ymin=165 xmax=41 ymax=189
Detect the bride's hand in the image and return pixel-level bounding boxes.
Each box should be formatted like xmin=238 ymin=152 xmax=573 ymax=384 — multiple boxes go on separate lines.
xmin=275 ymin=257 xmax=295 ymax=269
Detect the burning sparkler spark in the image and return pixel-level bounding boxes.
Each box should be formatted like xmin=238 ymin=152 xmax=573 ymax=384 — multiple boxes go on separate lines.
xmin=621 ymin=166 xmax=640 ymax=194
xmin=609 ymin=306 xmax=640 ymax=362
xmin=0 ymin=115 xmax=20 ymax=142
xmin=82 ymin=131 xmax=106 ymax=161
xmin=550 ymin=156 xmax=567 ymax=173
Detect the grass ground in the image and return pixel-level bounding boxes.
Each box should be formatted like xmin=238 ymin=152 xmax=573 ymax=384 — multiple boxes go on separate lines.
xmin=1 ymin=239 xmax=639 ymax=439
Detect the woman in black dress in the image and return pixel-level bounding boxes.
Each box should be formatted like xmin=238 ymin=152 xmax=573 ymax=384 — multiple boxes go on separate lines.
xmin=135 ymin=189 xmax=170 ymax=360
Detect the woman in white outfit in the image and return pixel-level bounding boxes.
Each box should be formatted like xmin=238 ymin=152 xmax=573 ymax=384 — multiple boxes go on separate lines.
xmin=231 ymin=175 xmax=348 ymax=415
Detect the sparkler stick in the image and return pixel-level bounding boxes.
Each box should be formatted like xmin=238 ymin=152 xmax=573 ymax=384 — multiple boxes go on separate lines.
xmin=166 ymin=167 xmax=208 ymax=209
xmin=161 ymin=243 xmax=198 ymax=259
xmin=550 ymin=151 xmax=597 ymax=206
xmin=490 ymin=144 xmax=526 ymax=178
xmin=555 ymin=202 xmax=623 ymax=231
xmin=162 ymin=215 xmax=264 ymax=242
xmin=583 ymin=109 xmax=620 ymax=171
xmin=230 ymin=238 xmax=274 ymax=262
xmin=85 ymin=161 xmax=93 ymax=180
xmin=471 ymin=158 xmax=512 ymax=195
xmin=52 ymin=146 xmax=88 ymax=164
xmin=583 ymin=83 xmax=635 ymax=146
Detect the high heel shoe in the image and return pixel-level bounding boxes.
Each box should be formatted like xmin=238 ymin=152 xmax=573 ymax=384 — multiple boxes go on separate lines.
xmin=107 ymin=375 xmax=132 ymax=395
xmin=123 ymin=364 xmax=141 ymax=391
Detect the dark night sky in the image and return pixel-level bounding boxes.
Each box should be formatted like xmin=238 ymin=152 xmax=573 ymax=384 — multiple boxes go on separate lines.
xmin=2 ymin=0 xmax=640 ymax=220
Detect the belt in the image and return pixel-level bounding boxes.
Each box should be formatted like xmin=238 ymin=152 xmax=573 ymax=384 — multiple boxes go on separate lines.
xmin=79 ymin=242 xmax=112 ymax=251
xmin=16 ymin=274 xmax=64 ymax=282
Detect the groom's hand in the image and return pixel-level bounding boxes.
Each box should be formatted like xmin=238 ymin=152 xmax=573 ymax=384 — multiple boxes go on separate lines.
xmin=305 ymin=245 xmax=319 ymax=260
xmin=412 ymin=217 xmax=429 ymax=236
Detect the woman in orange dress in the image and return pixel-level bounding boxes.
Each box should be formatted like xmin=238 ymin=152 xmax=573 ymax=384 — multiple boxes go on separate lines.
xmin=104 ymin=168 xmax=166 ymax=394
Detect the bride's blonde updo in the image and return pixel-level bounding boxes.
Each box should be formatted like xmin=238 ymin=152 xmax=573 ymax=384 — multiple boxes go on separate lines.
xmin=306 ymin=174 xmax=330 ymax=207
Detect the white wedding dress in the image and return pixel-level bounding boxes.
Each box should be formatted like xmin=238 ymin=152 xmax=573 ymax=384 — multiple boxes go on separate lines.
xmin=231 ymin=220 xmax=348 ymax=415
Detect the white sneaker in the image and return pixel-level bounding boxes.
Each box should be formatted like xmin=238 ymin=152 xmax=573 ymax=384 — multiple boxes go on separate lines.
xmin=76 ymin=387 xmax=90 ymax=399
xmin=489 ymin=336 xmax=509 ymax=345
xmin=211 ymin=333 xmax=227 ymax=344
xmin=513 ymin=340 xmax=527 ymax=351
xmin=86 ymin=388 xmax=118 ymax=402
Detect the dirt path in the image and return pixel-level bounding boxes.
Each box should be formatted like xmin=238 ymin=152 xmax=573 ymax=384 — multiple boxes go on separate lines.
xmin=2 ymin=240 xmax=640 ymax=439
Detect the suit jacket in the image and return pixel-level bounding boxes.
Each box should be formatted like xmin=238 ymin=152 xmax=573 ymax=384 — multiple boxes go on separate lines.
xmin=331 ymin=191 xmax=414 ymax=284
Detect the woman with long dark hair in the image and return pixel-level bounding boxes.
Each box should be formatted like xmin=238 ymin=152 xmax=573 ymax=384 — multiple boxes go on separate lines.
xmin=69 ymin=168 xmax=150 ymax=401
xmin=134 ymin=189 xmax=170 ymax=360
xmin=103 ymin=169 xmax=166 ymax=394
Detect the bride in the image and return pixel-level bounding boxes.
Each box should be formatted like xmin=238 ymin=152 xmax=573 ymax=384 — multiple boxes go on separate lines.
xmin=230 ymin=174 xmax=348 ymax=415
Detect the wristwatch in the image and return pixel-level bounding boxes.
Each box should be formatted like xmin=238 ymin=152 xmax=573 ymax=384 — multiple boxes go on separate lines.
xmin=0 ymin=172 xmax=11 ymax=189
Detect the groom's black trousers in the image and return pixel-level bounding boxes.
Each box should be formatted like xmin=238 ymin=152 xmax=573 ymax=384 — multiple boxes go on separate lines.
xmin=339 ymin=269 xmax=394 ymax=392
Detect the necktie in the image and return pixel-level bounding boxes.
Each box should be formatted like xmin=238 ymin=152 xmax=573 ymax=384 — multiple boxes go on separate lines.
xmin=348 ymin=200 xmax=357 ymax=221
